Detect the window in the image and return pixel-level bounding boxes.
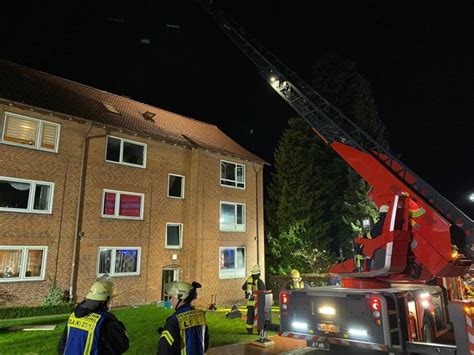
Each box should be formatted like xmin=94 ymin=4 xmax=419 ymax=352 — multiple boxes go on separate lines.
xmin=220 ymin=202 xmax=245 ymax=232
xmin=97 ymin=247 xmax=140 ymax=276
xmin=219 ymin=247 xmax=245 ymax=279
xmin=0 ymin=177 xmax=54 ymax=213
xmin=0 ymin=246 xmax=47 ymax=282
xmin=168 ymin=174 xmax=184 ymax=199
xmin=102 ymin=189 xmax=144 ymax=220
xmin=1 ymin=112 xmax=60 ymax=152
xmin=166 ymin=223 xmax=183 ymax=249
xmin=105 ymin=136 xmax=146 ymax=168
xmin=220 ymin=160 xmax=245 ymax=189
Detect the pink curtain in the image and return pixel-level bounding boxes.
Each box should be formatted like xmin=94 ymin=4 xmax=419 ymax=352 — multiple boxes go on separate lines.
xmin=119 ymin=194 xmax=141 ymax=217
xmin=103 ymin=192 xmax=116 ymax=215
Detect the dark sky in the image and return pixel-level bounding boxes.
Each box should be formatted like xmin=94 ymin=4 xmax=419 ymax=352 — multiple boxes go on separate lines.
xmin=1 ymin=0 xmax=473 ymax=217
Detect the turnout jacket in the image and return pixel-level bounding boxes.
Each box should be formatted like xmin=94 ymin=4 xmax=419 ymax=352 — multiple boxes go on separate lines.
xmin=157 ymin=303 xmax=209 ymax=355
xmin=58 ymin=300 xmax=129 ymax=355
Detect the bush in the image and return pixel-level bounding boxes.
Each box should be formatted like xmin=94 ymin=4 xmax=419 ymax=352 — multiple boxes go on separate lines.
xmin=0 ymin=303 xmax=74 ymax=320
xmin=42 ymin=276 xmax=67 ymax=306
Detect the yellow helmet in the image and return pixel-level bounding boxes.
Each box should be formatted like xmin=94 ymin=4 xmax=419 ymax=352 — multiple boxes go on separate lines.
xmin=290 ymin=269 xmax=301 ymax=280
xmin=165 ymin=281 xmax=192 ymax=299
xmin=251 ymin=264 xmax=261 ymax=275
xmin=86 ymin=275 xmax=116 ymax=301
xmin=379 ymin=205 xmax=389 ymax=213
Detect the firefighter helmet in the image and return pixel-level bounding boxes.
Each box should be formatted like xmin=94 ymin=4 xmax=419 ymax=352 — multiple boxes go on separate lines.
xmin=379 ymin=205 xmax=389 ymax=213
xmin=251 ymin=264 xmax=261 ymax=275
xmin=86 ymin=275 xmax=116 ymax=301
xmin=290 ymin=269 xmax=301 ymax=280
xmin=165 ymin=281 xmax=193 ymax=299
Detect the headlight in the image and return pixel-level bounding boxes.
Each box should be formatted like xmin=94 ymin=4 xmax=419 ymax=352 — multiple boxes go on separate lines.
xmin=318 ymin=306 xmax=336 ymax=315
xmin=348 ymin=328 xmax=368 ymax=337
xmin=292 ymin=321 xmax=308 ymax=331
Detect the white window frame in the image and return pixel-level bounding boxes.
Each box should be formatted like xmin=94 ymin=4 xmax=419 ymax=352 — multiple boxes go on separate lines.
xmin=0 ymin=246 xmax=48 ymax=282
xmin=219 ymin=246 xmax=246 ymax=279
xmin=220 ymin=201 xmax=246 ymax=232
xmin=220 ymin=160 xmax=246 ymax=189
xmin=0 ymin=176 xmax=54 ymax=214
xmin=165 ymin=223 xmax=183 ymax=249
xmin=101 ymin=189 xmax=145 ymax=220
xmin=97 ymin=246 xmax=141 ymax=277
xmin=167 ymin=174 xmax=185 ymax=199
xmin=1 ymin=112 xmax=60 ymax=153
xmin=105 ymin=135 xmax=147 ymax=168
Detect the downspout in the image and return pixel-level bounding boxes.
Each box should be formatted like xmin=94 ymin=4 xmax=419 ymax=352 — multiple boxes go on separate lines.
xmin=69 ymin=122 xmax=93 ymax=302
xmin=68 ymin=123 xmax=113 ymax=302
xmin=253 ymin=163 xmax=263 ymax=265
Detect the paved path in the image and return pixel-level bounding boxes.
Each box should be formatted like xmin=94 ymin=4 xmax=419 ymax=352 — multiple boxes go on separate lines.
xmin=207 ymin=336 xmax=308 ymax=355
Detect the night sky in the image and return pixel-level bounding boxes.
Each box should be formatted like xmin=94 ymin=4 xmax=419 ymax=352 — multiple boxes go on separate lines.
xmin=1 ymin=1 xmax=473 ymax=217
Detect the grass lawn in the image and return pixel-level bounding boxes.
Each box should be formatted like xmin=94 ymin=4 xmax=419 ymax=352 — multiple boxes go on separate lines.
xmin=0 ymin=305 xmax=280 ymax=354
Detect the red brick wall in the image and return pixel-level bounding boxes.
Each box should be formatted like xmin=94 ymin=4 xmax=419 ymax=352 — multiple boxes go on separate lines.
xmin=0 ymin=103 xmax=265 ymax=308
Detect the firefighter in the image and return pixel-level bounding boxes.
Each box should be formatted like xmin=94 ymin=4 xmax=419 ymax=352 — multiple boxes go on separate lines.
xmin=241 ymin=264 xmax=265 ymax=334
xmin=57 ymin=275 xmax=129 ymax=354
xmin=157 ymin=281 xmax=209 ymax=355
xmin=370 ymin=205 xmax=389 ymax=238
xmin=286 ymin=269 xmax=305 ymax=290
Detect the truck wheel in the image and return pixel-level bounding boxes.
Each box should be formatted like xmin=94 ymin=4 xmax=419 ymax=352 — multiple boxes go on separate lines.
xmin=422 ymin=316 xmax=434 ymax=343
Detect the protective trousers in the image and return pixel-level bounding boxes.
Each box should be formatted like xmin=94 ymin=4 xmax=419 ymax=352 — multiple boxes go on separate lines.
xmin=246 ymin=305 xmax=255 ymax=334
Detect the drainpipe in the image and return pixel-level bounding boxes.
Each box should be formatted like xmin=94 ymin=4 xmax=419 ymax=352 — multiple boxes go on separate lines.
xmin=253 ymin=163 xmax=263 ymax=265
xmin=69 ymin=124 xmax=109 ymax=302
xmin=69 ymin=122 xmax=93 ymax=302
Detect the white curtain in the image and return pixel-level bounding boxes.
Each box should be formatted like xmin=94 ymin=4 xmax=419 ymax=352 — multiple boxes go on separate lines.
xmin=8 ymin=182 xmax=30 ymax=191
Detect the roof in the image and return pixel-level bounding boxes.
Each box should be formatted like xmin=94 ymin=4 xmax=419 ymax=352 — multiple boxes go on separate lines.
xmin=0 ymin=60 xmax=266 ymax=164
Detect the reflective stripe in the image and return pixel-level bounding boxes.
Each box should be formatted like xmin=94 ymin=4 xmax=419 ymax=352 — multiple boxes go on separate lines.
xmin=247 ymin=300 xmax=256 ymax=306
xmin=246 ymin=324 xmax=254 ymax=329
xmin=161 ymin=330 xmax=174 ymax=346
xmin=67 ymin=312 xmax=102 ymax=355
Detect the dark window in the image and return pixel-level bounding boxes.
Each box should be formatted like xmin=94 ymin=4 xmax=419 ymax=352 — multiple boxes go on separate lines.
xmin=166 ymin=224 xmax=182 ymax=248
xmin=0 ymin=180 xmax=29 ymax=209
xmin=122 ymin=141 xmax=144 ymax=165
xmin=220 ymin=161 xmax=245 ymax=188
xmin=106 ymin=137 xmax=121 ymax=162
xmin=168 ymin=175 xmax=184 ymax=198
xmin=106 ymin=136 xmax=146 ymax=167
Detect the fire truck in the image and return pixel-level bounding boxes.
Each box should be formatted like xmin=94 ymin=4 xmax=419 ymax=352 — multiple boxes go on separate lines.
xmin=197 ymin=1 xmax=474 ymax=353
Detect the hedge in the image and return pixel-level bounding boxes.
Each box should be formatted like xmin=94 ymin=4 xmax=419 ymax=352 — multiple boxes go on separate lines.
xmin=0 ymin=303 xmax=74 ymax=320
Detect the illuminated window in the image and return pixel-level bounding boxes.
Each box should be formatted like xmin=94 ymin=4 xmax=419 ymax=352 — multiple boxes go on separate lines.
xmin=0 ymin=177 xmax=54 ymax=213
xmin=0 ymin=246 xmax=47 ymax=282
xmin=220 ymin=202 xmax=245 ymax=232
xmin=97 ymin=247 xmax=140 ymax=276
xmin=220 ymin=160 xmax=245 ymax=189
xmin=1 ymin=112 xmax=60 ymax=152
xmin=106 ymin=136 xmax=146 ymax=168
xmin=102 ymin=189 xmax=144 ymax=220
xmin=219 ymin=247 xmax=245 ymax=279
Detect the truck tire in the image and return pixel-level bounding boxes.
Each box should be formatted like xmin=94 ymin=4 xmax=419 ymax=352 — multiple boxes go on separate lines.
xmin=422 ymin=316 xmax=434 ymax=343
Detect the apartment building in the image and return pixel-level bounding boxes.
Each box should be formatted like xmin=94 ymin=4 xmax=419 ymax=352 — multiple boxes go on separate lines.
xmin=0 ymin=60 xmax=266 ymax=307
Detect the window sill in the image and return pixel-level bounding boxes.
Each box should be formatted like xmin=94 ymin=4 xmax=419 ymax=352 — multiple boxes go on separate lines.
xmin=101 ymin=215 xmax=144 ymax=221
xmin=0 ymin=277 xmax=45 ymax=283
xmin=165 ymin=246 xmax=182 ymax=250
xmin=220 ymin=183 xmax=246 ymax=190
xmin=167 ymin=195 xmax=185 ymax=200
xmin=0 ymin=208 xmax=52 ymax=214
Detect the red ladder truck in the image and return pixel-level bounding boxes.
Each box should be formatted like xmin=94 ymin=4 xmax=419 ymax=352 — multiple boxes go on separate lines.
xmin=197 ymin=1 xmax=474 ymax=353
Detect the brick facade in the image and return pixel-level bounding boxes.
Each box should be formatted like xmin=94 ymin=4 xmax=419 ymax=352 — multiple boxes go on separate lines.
xmin=0 ymin=102 xmax=265 ymax=308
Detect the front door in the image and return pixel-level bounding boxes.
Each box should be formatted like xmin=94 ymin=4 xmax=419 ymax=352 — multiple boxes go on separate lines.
xmin=162 ymin=268 xmax=179 ymax=301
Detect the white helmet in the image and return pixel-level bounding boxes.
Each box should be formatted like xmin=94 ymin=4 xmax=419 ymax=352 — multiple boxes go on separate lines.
xmin=165 ymin=281 xmax=193 ymax=299
xmin=251 ymin=264 xmax=261 ymax=275
xmin=379 ymin=205 xmax=389 ymax=213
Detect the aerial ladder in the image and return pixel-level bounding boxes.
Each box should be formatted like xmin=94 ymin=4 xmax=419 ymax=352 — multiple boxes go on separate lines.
xmin=198 ymin=1 xmax=474 ymax=353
